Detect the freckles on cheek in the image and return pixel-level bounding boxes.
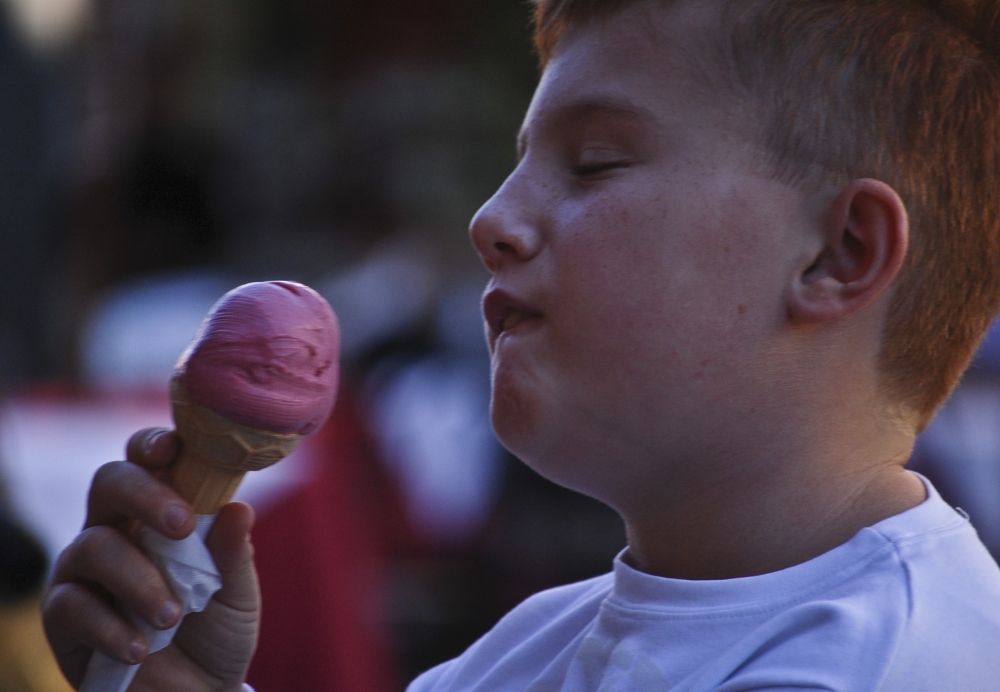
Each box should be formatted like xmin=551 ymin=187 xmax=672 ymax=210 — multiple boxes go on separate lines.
xmin=693 ymin=358 xmax=712 ymax=380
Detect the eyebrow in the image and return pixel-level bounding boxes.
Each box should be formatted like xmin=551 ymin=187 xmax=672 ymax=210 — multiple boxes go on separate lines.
xmin=516 ymin=96 xmax=658 ymax=161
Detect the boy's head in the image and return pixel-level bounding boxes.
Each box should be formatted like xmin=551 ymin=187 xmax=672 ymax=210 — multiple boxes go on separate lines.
xmin=471 ymin=0 xmax=1000 ymax=509
xmin=529 ymin=0 xmax=1000 ymax=432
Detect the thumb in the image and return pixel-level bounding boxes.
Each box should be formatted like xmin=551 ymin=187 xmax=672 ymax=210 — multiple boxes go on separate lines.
xmin=169 ymin=501 xmax=259 ymax=686
xmin=204 ymin=502 xmax=259 ymax=612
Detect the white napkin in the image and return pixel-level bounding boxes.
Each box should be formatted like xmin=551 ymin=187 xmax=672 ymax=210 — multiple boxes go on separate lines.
xmin=79 ymin=516 xmax=222 ymax=692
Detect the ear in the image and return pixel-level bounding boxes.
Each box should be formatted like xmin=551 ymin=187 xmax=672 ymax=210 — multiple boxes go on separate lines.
xmin=788 ymin=179 xmax=909 ymax=324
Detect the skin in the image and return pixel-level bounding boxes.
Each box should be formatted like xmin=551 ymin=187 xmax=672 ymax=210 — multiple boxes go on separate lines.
xmin=472 ymin=0 xmax=925 ymax=579
xmin=42 ymin=0 xmax=926 ymax=687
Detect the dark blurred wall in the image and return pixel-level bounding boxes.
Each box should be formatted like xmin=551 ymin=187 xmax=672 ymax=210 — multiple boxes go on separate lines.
xmin=0 ymin=8 xmax=50 ymax=384
xmin=33 ymin=0 xmax=536 ymax=382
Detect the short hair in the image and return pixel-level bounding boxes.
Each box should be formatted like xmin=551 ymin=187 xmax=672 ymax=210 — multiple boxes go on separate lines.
xmin=532 ymin=0 xmax=1000 ymax=430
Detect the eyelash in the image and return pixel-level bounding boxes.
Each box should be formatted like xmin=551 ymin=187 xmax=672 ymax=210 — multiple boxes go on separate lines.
xmin=573 ymin=162 xmax=628 ymax=177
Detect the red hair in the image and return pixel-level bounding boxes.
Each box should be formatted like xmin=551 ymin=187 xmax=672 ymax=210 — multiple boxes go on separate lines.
xmin=533 ymin=0 xmax=1000 ymax=429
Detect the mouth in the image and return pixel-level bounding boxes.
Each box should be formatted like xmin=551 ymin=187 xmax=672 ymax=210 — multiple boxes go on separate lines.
xmin=483 ymin=288 xmax=543 ymax=345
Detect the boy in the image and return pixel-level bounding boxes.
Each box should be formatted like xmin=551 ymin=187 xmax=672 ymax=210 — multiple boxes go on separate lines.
xmin=43 ymin=0 xmax=1000 ymax=690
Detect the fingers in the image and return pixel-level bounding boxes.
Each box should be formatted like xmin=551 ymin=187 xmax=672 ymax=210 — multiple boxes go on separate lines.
xmin=43 ymin=579 xmax=147 ymax=663
xmin=53 ymin=526 xmax=183 ymax=631
xmin=86 ymin=461 xmax=194 ymax=540
xmin=125 ymin=427 xmax=180 ymax=469
xmin=43 ymin=581 xmax=146 ymax=686
xmin=44 ymin=426 xmax=202 ymax=687
xmin=44 ymin=522 xmax=189 ymax=684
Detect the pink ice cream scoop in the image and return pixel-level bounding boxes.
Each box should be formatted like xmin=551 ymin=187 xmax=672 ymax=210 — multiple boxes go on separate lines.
xmin=176 ymin=281 xmax=340 ymax=435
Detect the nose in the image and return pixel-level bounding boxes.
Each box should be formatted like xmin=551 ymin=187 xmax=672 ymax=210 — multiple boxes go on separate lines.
xmin=469 ymin=171 xmax=544 ymax=273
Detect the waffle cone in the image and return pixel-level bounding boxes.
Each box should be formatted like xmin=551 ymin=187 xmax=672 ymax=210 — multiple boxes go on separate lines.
xmin=168 ymin=378 xmax=302 ymax=514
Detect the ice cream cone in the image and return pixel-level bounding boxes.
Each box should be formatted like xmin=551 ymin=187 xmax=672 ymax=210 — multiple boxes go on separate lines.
xmin=168 ymin=376 xmax=302 ymax=514
xmin=79 ymin=282 xmax=337 ymax=692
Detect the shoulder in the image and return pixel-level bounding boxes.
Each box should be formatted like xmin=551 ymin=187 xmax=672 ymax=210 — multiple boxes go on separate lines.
xmin=407 ymin=573 xmax=614 ymax=692
xmin=714 ymin=495 xmax=1000 ymax=692
xmin=873 ymin=508 xmax=1000 ymax=691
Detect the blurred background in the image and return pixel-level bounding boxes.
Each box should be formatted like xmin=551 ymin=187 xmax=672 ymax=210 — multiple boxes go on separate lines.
xmin=0 ymin=1 xmax=627 ymax=690
xmin=0 ymin=1 xmax=998 ymax=691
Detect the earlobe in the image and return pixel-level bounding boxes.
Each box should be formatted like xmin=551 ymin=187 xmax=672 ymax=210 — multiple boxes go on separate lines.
xmin=788 ymin=179 xmax=908 ymax=324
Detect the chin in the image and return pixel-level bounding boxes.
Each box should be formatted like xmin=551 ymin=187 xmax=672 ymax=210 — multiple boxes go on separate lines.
xmin=490 ymin=380 xmax=540 ymax=454
xmin=491 ymin=398 xmax=605 ymax=500
xmin=491 ymin=371 xmax=572 ymax=476
xmin=490 ymin=347 xmax=545 ymax=443
xmin=489 ymin=357 xmax=618 ymax=501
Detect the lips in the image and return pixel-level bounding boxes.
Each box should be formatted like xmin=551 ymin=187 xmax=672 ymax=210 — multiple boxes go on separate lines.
xmin=483 ymin=288 xmax=542 ymax=346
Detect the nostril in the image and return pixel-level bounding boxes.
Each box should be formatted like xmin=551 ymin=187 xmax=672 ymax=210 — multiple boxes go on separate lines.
xmin=495 ymin=241 xmax=518 ymax=256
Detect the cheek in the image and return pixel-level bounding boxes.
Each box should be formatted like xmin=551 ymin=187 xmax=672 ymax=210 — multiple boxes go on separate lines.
xmin=551 ymin=199 xmax=690 ymax=350
xmin=547 ymin=197 xmax=763 ymax=405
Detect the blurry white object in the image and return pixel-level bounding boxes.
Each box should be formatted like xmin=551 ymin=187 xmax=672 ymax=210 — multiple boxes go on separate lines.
xmin=318 ymin=246 xmax=436 ymax=359
xmin=2 ymin=0 xmax=90 ymax=52
xmin=918 ymin=383 xmax=1000 ymax=554
xmin=0 ymin=398 xmax=317 ymax=563
xmin=81 ymin=272 xmax=235 ymax=390
xmin=0 ymin=395 xmax=173 ymax=558
xmin=370 ymin=357 xmax=502 ymax=546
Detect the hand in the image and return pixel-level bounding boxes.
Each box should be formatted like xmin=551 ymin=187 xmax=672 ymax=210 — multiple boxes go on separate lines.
xmin=42 ymin=428 xmax=260 ymax=692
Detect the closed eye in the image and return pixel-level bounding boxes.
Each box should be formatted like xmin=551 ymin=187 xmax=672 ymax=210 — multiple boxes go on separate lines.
xmin=573 ymin=161 xmax=629 ymax=178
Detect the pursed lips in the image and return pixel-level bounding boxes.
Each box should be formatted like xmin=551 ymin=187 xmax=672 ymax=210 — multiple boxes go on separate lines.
xmin=483 ymin=288 xmax=543 ymax=347
xmin=502 ymin=309 xmax=534 ymax=332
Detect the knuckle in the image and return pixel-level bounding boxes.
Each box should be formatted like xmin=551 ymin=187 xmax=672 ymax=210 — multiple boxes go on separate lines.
xmin=92 ymin=460 xmax=161 ymax=507
xmin=73 ymin=526 xmax=121 ymax=567
xmin=50 ymin=588 xmax=127 ymax=653
xmin=40 ymin=583 xmax=64 ymax=620
xmin=84 ymin=524 xmax=118 ymax=547
xmin=53 ymin=529 xmax=102 ymax=580
xmin=42 ymin=583 xmax=80 ymax=624
xmin=130 ymin=469 xmax=160 ymax=497
xmin=63 ymin=528 xmax=167 ymax=607
xmin=93 ymin=611 xmax=128 ymax=645
xmin=134 ymin=570 xmax=169 ymax=610
xmin=91 ymin=461 xmax=127 ymax=491
xmin=50 ymin=545 xmax=75 ymax=581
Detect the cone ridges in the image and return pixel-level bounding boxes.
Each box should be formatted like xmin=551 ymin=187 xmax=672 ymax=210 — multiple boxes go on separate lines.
xmin=168 ymin=377 xmax=302 ymax=513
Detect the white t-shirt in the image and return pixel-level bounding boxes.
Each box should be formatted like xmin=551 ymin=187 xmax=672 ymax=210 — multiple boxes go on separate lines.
xmin=409 ymin=477 xmax=1000 ymax=691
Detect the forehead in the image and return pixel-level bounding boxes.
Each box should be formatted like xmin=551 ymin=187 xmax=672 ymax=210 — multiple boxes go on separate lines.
xmin=521 ymin=0 xmax=743 ymax=149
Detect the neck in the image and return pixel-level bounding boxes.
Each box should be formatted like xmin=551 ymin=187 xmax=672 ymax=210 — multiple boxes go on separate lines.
xmin=619 ymin=409 xmax=924 ymax=580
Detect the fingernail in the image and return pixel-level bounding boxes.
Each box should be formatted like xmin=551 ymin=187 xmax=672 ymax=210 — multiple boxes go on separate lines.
xmin=164 ymin=505 xmax=188 ymax=530
xmin=156 ymin=600 xmax=182 ymax=628
xmin=142 ymin=431 xmax=162 ymax=455
xmin=127 ymin=638 xmax=146 ymax=664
